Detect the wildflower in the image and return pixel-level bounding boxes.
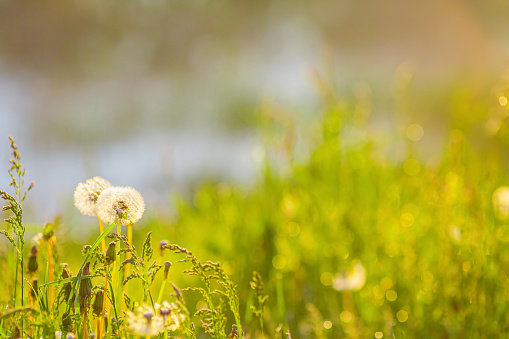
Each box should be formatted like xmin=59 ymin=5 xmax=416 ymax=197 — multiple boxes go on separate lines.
xmin=96 ymin=186 xmax=145 ymax=226
xmin=74 ymin=177 xmax=112 ymax=216
xmin=493 ymin=186 xmax=509 ymax=219
xmin=332 ymin=261 xmax=366 ymax=291
xmin=126 ymin=304 xmax=165 ymax=335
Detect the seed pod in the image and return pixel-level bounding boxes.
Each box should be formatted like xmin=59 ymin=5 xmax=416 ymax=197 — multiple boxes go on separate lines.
xmin=61 ymin=267 xmax=72 ymax=301
xmin=92 ymin=290 xmax=104 ymax=317
xmin=11 ymin=327 xmax=21 ymax=339
xmin=62 ymin=312 xmax=72 ymax=332
xmin=79 ymin=262 xmax=93 ymax=313
xmin=144 ymin=311 xmax=154 ymax=323
xmin=28 ymin=245 xmax=38 ymax=274
xmin=105 ymin=241 xmax=116 ymax=265
xmin=31 ymin=278 xmax=38 ymax=299
xmin=227 ymin=324 xmax=239 ymax=339
xmin=163 ymin=261 xmax=172 ymax=280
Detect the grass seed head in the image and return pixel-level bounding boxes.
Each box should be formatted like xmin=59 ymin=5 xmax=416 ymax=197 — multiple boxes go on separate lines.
xmin=73 ymin=177 xmax=112 ymax=217
xmin=96 ymin=186 xmax=145 ymax=226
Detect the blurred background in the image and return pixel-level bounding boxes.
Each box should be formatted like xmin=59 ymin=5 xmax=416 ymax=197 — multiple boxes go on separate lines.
xmin=0 ymin=0 xmax=508 ymax=237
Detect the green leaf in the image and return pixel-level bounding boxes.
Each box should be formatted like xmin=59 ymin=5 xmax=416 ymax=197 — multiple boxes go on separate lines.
xmin=40 ymin=275 xmax=100 ymax=289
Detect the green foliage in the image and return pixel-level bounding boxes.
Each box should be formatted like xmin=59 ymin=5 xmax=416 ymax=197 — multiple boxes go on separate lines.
xmin=4 ymin=79 xmax=509 ymax=338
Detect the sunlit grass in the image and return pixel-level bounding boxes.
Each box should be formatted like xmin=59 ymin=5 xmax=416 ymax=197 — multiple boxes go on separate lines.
xmin=3 ymin=75 xmax=509 ymax=338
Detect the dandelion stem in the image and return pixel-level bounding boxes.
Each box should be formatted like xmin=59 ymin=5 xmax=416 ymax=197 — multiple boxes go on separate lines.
xmin=82 ymin=309 xmax=88 ymax=339
xmin=157 ymin=276 xmax=167 ymax=305
xmin=101 ymin=275 xmax=108 ymax=337
xmin=115 ymin=221 xmax=122 ymax=313
xmin=47 ymin=240 xmax=54 ymax=305
xmin=124 ymin=223 xmax=133 ymax=297
xmin=98 ymin=217 xmax=105 ymax=252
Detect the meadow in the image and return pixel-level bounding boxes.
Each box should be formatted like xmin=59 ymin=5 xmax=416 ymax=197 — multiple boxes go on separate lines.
xmin=2 ymin=75 xmax=509 ymax=338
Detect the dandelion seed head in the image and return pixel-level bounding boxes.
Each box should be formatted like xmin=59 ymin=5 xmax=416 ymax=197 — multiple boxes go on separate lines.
xmin=154 ymin=301 xmax=186 ymax=331
xmin=96 ymin=186 xmax=145 ymax=225
xmin=126 ymin=305 xmax=164 ymax=335
xmin=74 ymin=177 xmax=112 ymax=216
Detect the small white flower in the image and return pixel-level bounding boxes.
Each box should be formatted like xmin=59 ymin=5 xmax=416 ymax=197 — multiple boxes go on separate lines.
xmin=73 ymin=177 xmax=112 ymax=216
xmin=332 ymin=261 xmax=366 ymax=291
xmin=96 ymin=186 xmax=145 ymax=225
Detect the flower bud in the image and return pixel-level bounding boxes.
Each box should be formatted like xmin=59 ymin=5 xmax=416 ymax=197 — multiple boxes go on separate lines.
xmin=79 ymin=262 xmax=93 ymax=313
xmin=92 ymin=290 xmax=104 ymax=317
xmin=28 ymin=245 xmax=38 ymax=274
xmin=163 ymin=261 xmax=172 ymax=280
xmin=105 ymin=241 xmax=116 ymax=265
xmin=159 ymin=240 xmax=169 ymax=256
xmin=31 ymin=278 xmax=38 ymax=299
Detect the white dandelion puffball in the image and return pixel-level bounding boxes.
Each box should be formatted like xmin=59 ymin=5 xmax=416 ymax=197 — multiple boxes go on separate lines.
xmin=97 ymin=186 xmax=145 ymax=225
xmin=332 ymin=261 xmax=366 ymax=291
xmin=73 ymin=177 xmax=113 ymax=216
xmin=126 ymin=304 xmax=165 ymax=336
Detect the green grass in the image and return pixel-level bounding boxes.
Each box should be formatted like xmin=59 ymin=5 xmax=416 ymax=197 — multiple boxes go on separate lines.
xmin=3 ymin=78 xmax=509 ymax=338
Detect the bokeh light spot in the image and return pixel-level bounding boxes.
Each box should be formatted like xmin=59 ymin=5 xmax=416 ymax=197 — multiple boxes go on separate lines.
xmin=380 ymin=277 xmax=393 ymax=290
xmin=400 ymin=212 xmax=414 ymax=227
xmin=397 ymin=310 xmax=409 ymax=322
xmin=375 ymin=331 xmax=383 ymax=338
xmin=500 ymin=96 xmax=508 ymax=106
xmin=403 ymin=159 xmax=421 ymax=176
xmin=340 ymin=311 xmax=353 ymax=323
xmin=406 ymin=124 xmax=424 ymax=141
xmin=386 ymin=290 xmax=398 ymax=301
xmin=323 ymin=320 xmax=332 ymax=329
xmin=320 ymin=272 xmax=334 ymax=286
xmin=272 ymin=255 xmax=287 ymax=270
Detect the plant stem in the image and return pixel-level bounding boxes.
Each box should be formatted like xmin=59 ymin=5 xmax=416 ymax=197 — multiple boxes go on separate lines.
xmin=48 ymin=240 xmax=54 ymax=305
xmin=101 ymin=274 xmax=108 ymax=337
xmin=116 ymin=222 xmax=122 ymax=313
xmin=98 ymin=217 xmax=105 ymax=252
xmin=83 ymin=308 xmax=88 ymax=339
